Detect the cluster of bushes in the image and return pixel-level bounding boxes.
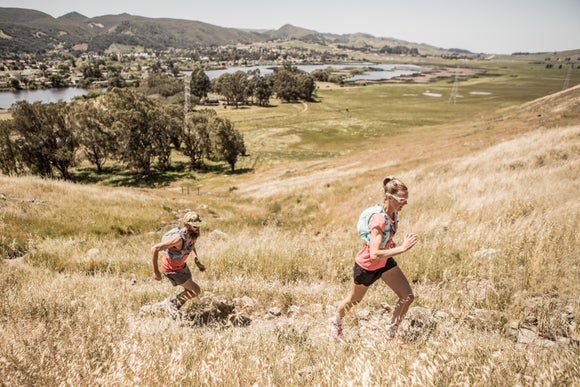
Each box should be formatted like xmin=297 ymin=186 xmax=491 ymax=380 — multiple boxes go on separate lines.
xmin=0 ymin=88 xmax=246 ymax=180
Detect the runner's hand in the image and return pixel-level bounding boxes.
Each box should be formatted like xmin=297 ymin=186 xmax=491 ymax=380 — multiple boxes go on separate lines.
xmin=401 ymin=233 xmax=418 ymax=251
xmin=195 ymin=258 xmax=206 ymax=272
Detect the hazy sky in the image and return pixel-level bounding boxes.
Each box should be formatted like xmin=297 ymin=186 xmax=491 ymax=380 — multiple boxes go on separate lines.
xmin=1 ymin=0 xmax=579 ymax=54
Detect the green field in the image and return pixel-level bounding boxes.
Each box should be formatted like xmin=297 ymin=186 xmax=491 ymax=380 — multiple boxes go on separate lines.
xmin=216 ymin=57 xmax=579 ymax=164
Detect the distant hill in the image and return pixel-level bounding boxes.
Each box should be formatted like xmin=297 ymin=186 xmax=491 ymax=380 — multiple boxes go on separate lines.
xmin=0 ymin=7 xmax=52 ymax=23
xmin=0 ymin=7 xmax=448 ymax=56
xmin=58 ymin=12 xmax=88 ymax=21
xmin=267 ymin=24 xmax=323 ymax=42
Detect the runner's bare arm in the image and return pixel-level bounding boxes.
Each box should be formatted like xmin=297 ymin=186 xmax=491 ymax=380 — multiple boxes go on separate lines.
xmin=369 ymin=228 xmax=417 ymax=261
xmin=192 ymin=246 xmax=206 ymax=272
xmin=150 ymin=234 xmax=183 ymax=280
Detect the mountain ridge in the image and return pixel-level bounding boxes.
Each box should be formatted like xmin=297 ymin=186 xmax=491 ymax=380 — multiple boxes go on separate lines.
xmin=0 ymin=7 xmax=447 ymax=55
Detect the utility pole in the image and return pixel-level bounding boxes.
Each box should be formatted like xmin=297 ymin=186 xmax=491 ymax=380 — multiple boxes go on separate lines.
xmin=184 ymin=75 xmax=191 ymax=116
xmin=448 ymin=70 xmax=459 ymax=104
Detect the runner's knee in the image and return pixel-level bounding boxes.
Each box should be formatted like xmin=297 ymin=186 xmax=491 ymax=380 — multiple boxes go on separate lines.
xmin=402 ymin=293 xmax=415 ymax=305
xmin=184 ymin=281 xmax=201 ymax=295
xmin=189 ymin=285 xmax=201 ymax=297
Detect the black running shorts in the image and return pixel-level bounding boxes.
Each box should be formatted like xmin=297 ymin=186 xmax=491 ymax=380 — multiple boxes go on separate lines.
xmin=353 ymin=258 xmax=398 ymax=286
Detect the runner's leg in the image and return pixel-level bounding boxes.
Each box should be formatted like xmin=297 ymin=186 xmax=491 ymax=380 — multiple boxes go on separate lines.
xmin=171 ymin=279 xmax=201 ymax=308
xmin=335 ymin=281 xmax=369 ymax=323
xmin=380 ymin=266 xmax=414 ymax=325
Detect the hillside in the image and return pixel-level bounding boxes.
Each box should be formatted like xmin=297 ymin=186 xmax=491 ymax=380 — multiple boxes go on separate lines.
xmin=210 ymin=85 xmax=580 ymax=227
xmin=0 ymin=7 xmax=448 ymax=55
xmin=0 ymin=79 xmax=578 ymax=384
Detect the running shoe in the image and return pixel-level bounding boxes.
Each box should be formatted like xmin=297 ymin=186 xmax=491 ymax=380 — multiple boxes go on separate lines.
xmin=386 ymin=323 xmax=410 ymax=347
xmin=164 ymin=297 xmax=181 ymax=320
xmin=329 ymin=319 xmax=343 ymax=341
xmin=386 ymin=323 xmax=399 ymax=341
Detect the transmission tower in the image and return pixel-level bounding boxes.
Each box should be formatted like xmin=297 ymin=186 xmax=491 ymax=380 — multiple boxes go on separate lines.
xmin=562 ymin=63 xmax=572 ymax=90
xmin=448 ymin=70 xmax=459 ymax=104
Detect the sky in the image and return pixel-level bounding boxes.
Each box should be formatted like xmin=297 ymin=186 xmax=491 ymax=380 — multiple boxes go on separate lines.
xmin=1 ymin=0 xmax=579 ymax=54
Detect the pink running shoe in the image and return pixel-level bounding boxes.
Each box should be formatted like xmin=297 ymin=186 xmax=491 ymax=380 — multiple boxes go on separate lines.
xmin=329 ymin=319 xmax=343 ymax=341
xmin=386 ymin=323 xmax=399 ymax=341
xmin=386 ymin=323 xmax=410 ymax=347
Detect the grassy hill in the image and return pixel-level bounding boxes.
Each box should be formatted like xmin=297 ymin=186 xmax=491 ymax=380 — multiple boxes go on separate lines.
xmin=0 ymin=62 xmax=579 ymax=384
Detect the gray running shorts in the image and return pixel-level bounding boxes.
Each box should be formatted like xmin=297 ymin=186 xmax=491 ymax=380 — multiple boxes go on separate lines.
xmin=163 ymin=264 xmax=192 ymax=286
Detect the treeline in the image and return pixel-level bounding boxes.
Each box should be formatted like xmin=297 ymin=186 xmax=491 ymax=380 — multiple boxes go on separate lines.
xmin=84 ymin=62 xmax=316 ymax=107
xmin=190 ymin=63 xmax=317 ymax=107
xmin=0 ymin=88 xmax=246 ymax=180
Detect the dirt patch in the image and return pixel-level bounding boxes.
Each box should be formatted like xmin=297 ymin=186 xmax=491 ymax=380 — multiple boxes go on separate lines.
xmin=140 ymin=294 xmax=252 ymax=327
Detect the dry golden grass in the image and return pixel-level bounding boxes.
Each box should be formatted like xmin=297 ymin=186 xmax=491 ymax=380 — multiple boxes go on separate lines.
xmin=1 ymin=86 xmax=579 ymax=385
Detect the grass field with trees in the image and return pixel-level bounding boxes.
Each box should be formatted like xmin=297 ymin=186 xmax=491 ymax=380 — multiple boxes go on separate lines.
xmin=1 ymin=55 xmax=579 ymax=385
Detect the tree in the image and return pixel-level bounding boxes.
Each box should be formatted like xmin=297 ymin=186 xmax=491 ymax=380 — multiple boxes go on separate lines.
xmin=106 ymin=63 xmax=126 ymax=90
xmin=248 ymin=69 xmax=272 ymax=107
xmin=9 ymin=78 xmax=22 ymax=90
xmin=144 ymin=73 xmax=182 ymax=97
xmin=190 ymin=64 xmax=211 ymax=102
xmin=151 ymin=107 xmax=173 ymax=171
xmin=49 ymin=74 xmax=68 ymax=88
xmin=0 ymin=120 xmax=21 ymax=175
xmin=102 ymin=88 xmax=172 ymax=175
xmin=311 ymin=69 xmax=329 ymax=82
xmin=207 ymin=116 xmax=246 ymax=172
xmin=270 ymin=68 xmax=298 ymax=102
xmin=69 ymin=100 xmax=117 ymax=173
xmin=107 ymin=75 xmax=126 ymax=89
xmin=9 ymin=101 xmax=76 ymax=179
xmin=10 ymin=102 xmax=53 ymax=177
xmin=82 ymin=63 xmax=102 ymax=79
xmin=296 ymin=73 xmax=316 ymax=101
xmin=164 ymin=104 xmax=186 ymax=150
xmin=44 ymin=103 xmax=76 ymax=180
xmin=270 ymin=64 xmax=316 ymax=102
xmin=81 ymin=60 xmax=104 ymax=87
xmin=212 ymin=71 xmax=249 ymax=108
xmin=182 ymin=110 xmax=214 ymax=169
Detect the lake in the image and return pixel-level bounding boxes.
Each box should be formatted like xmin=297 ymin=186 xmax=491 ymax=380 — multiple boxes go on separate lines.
xmin=0 ymin=88 xmax=96 ymax=109
xmin=203 ymin=63 xmax=424 ymax=81
xmin=0 ymin=63 xmax=426 ymax=109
